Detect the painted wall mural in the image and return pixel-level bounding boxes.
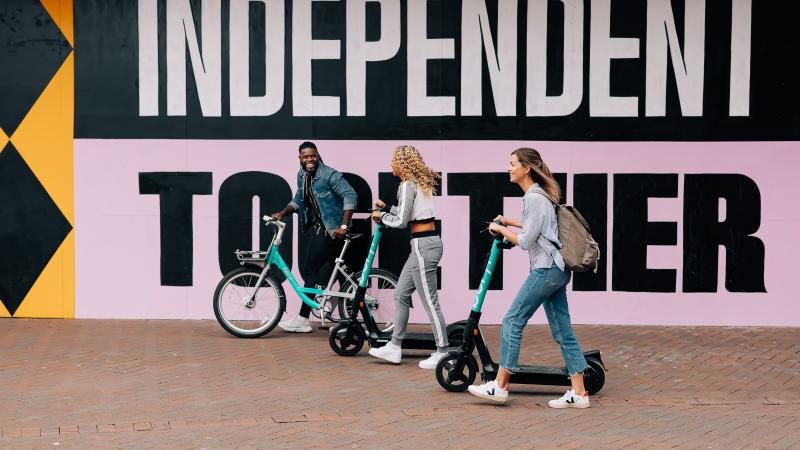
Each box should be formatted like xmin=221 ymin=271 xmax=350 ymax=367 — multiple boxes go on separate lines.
xmin=0 ymin=0 xmax=74 ymax=318
xmin=2 ymin=1 xmax=798 ymax=325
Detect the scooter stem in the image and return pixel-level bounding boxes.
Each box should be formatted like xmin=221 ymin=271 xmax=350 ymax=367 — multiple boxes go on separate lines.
xmin=472 ymin=234 xmax=505 ymax=313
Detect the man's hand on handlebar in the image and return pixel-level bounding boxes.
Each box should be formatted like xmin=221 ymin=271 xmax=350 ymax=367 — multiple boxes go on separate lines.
xmin=270 ymin=212 xmax=285 ymax=220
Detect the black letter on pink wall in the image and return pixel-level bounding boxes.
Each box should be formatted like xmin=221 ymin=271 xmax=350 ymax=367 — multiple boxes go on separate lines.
xmin=139 ymin=172 xmax=213 ymax=286
xmin=683 ymin=174 xmax=765 ymax=292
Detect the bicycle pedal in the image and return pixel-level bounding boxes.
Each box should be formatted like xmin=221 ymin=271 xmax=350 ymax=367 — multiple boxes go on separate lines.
xmin=318 ymin=324 xmax=331 ymax=331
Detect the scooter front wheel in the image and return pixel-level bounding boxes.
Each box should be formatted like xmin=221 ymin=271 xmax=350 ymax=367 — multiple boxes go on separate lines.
xmin=328 ymin=323 xmax=366 ymax=356
xmin=435 ymin=352 xmax=478 ymax=392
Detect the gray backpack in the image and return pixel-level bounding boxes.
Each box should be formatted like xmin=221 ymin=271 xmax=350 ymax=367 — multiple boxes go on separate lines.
xmin=534 ymin=190 xmax=600 ymax=273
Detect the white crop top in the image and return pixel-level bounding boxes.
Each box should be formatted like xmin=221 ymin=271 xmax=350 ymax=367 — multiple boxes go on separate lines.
xmin=380 ymin=181 xmax=435 ymax=229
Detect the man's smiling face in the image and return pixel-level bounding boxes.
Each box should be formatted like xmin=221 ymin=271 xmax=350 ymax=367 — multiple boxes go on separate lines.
xmin=299 ymin=147 xmax=319 ymax=172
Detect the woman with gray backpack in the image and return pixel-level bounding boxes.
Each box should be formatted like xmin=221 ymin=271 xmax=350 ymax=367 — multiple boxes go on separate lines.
xmin=467 ymin=147 xmax=596 ymax=408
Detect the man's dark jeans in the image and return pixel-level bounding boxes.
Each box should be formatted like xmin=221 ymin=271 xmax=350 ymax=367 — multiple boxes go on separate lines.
xmin=298 ymin=226 xmax=344 ymax=318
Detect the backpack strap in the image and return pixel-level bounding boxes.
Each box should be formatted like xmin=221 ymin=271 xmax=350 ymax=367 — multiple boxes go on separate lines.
xmin=530 ymin=188 xmax=562 ymax=250
xmin=533 ymin=188 xmax=592 ymax=233
xmin=531 ymin=188 xmax=558 ymax=206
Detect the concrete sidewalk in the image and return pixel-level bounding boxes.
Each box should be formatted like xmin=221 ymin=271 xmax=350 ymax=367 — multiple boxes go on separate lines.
xmin=0 ymin=319 xmax=798 ymax=448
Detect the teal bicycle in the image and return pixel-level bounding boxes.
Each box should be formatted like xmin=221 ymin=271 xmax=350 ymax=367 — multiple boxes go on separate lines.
xmin=213 ymin=216 xmax=398 ymax=338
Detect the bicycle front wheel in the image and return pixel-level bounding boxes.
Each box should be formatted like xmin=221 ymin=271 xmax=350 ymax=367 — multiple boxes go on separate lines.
xmin=213 ymin=266 xmax=286 ymax=338
xmin=339 ymin=269 xmax=398 ymax=333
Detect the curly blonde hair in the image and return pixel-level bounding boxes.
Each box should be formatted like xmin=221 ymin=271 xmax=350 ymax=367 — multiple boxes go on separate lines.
xmin=392 ymin=145 xmax=440 ymax=197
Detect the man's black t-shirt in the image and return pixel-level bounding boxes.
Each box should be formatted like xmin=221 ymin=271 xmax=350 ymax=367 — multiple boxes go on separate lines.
xmin=303 ymin=170 xmax=324 ymax=231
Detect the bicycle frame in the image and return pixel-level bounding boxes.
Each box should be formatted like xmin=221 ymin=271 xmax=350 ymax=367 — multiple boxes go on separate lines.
xmin=316 ymin=236 xmax=360 ymax=306
xmin=240 ymin=217 xmax=383 ymax=313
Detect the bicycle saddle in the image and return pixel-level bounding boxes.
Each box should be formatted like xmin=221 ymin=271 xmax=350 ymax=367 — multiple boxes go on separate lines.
xmin=345 ymin=233 xmax=365 ymax=241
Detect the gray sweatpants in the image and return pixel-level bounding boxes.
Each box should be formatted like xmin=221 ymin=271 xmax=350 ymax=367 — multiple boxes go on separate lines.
xmin=390 ymin=236 xmax=448 ymax=351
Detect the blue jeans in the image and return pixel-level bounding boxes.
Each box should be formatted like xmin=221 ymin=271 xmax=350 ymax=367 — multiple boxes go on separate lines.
xmin=499 ymin=264 xmax=588 ymax=376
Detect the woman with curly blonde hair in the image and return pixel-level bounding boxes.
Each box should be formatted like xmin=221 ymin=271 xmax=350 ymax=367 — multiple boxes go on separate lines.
xmin=369 ymin=145 xmax=449 ymax=369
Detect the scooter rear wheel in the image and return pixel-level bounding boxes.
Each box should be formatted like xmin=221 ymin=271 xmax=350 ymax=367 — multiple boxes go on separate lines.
xmin=329 ymin=323 xmax=366 ymax=356
xmin=435 ymin=352 xmax=478 ymax=392
xmin=584 ymin=358 xmax=606 ymax=395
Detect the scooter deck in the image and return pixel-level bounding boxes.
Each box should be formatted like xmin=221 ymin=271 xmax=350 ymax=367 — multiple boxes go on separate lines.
xmin=508 ymin=365 xmax=572 ymax=386
xmin=367 ymin=332 xmax=440 ymax=350
xmin=402 ymin=332 xmax=441 ymax=350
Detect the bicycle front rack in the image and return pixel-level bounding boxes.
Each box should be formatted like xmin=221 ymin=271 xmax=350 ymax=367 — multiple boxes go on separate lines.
xmin=235 ymin=250 xmax=269 ymax=268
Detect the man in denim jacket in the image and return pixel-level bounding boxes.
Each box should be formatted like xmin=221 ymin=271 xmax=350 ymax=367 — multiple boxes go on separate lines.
xmin=272 ymin=142 xmax=357 ymax=332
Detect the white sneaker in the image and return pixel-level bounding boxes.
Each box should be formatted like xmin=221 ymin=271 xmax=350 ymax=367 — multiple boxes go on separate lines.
xmin=418 ymin=351 xmax=448 ymax=369
xmin=467 ymin=380 xmax=509 ymax=403
xmin=548 ymin=389 xmax=590 ymax=409
xmin=278 ymin=315 xmax=312 ymax=333
xmin=368 ymin=342 xmax=402 ymax=364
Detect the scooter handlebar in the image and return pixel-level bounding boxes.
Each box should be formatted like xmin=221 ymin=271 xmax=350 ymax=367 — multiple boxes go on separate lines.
xmin=488 ymin=219 xmax=515 ymax=248
xmin=499 ymin=240 xmax=516 ymax=249
xmin=490 ymin=219 xmax=504 ymax=241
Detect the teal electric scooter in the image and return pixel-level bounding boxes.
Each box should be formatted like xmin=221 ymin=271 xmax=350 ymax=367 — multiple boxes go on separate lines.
xmin=329 ymin=222 xmax=466 ymax=356
xmin=435 ymin=222 xmax=606 ymax=394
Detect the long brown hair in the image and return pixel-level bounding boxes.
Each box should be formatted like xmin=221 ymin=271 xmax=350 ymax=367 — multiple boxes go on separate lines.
xmin=511 ymin=147 xmax=561 ymax=203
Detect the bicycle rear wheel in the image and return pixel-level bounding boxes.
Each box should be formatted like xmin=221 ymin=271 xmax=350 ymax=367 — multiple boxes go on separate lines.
xmin=213 ymin=266 xmax=286 ymax=338
xmin=339 ymin=269 xmax=398 ymax=333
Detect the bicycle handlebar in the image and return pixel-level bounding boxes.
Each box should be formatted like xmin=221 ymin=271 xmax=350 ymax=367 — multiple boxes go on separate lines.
xmin=262 ymin=216 xmax=288 ymax=245
xmin=262 ymin=215 xmax=285 ymax=225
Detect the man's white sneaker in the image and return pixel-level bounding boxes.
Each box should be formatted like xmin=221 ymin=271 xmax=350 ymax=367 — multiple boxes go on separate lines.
xmin=278 ymin=315 xmax=312 ymax=333
xmin=467 ymin=380 xmax=509 ymax=403
xmin=368 ymin=342 xmax=402 ymax=364
xmin=548 ymin=389 xmax=590 ymax=409
xmin=418 ymin=351 xmax=448 ymax=369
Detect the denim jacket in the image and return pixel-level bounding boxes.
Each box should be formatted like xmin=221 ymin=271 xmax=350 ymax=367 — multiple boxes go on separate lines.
xmin=287 ymin=162 xmax=357 ymax=235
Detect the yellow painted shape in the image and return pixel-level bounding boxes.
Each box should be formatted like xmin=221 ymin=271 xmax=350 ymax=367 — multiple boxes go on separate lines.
xmin=12 ymin=52 xmax=75 ymax=224
xmin=1 ymin=131 xmax=9 ymax=315
xmin=8 ymin=16 xmax=74 ymax=318
xmin=40 ymin=0 xmax=74 ymax=47
xmin=0 ymin=127 xmax=8 ymax=152
xmin=14 ymin=232 xmax=75 ymax=318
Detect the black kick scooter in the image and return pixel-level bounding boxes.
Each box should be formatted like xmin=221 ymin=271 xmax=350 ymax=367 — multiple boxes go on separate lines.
xmin=435 ymin=223 xmax=606 ymax=394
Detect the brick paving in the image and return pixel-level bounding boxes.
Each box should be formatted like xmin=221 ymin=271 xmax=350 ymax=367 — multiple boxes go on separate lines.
xmin=0 ymin=319 xmax=798 ymax=448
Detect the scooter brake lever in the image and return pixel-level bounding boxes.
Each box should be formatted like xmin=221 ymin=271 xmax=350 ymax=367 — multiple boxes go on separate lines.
xmin=481 ymin=221 xmax=497 ymax=234
xmin=485 ymin=218 xmax=504 ymax=236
